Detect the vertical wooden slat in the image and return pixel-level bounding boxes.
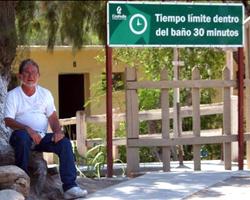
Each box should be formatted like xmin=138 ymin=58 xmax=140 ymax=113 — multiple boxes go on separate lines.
xmin=192 ymin=67 xmax=201 ymax=170
xmin=76 ymin=110 xmax=87 ymax=156
xmin=223 ymin=67 xmax=232 ymax=170
xmin=226 ymin=50 xmax=238 ymax=162
xmin=231 ymin=95 xmax=238 ymax=162
xmin=161 ymin=68 xmax=171 ymax=171
xmin=173 ymin=48 xmax=184 ymax=166
xmin=125 ymin=67 xmax=140 ymax=175
xmin=173 ymin=48 xmax=181 ymax=137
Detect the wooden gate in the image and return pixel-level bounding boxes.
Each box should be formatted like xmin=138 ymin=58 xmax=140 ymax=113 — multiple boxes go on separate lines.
xmin=125 ymin=66 xmax=249 ymax=175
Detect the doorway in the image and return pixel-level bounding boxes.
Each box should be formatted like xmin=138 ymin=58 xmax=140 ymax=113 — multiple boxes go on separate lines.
xmin=59 ymin=74 xmax=85 ymax=139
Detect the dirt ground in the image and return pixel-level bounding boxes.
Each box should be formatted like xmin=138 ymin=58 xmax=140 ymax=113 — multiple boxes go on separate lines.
xmin=28 ymin=174 xmax=128 ymax=200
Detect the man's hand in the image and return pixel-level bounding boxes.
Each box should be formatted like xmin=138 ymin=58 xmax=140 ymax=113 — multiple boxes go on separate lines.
xmin=48 ymin=111 xmax=65 ymax=143
xmin=4 ymin=118 xmax=42 ymax=145
xmin=25 ymin=126 xmax=42 ymax=145
xmin=52 ymin=133 xmax=65 ymax=143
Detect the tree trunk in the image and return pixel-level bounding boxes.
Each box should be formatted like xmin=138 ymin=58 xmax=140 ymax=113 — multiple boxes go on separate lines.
xmin=0 ymin=75 xmax=14 ymax=165
xmin=0 ymin=75 xmax=11 ymax=140
xmin=0 ymin=3 xmax=48 ymax=198
xmin=0 ymin=1 xmax=17 ymax=76
xmin=0 ymin=0 xmax=17 ymax=145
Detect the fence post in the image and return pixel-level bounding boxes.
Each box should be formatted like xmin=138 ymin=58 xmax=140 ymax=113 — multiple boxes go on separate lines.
xmin=161 ymin=68 xmax=171 ymax=171
xmin=76 ymin=110 xmax=87 ymax=156
xmin=192 ymin=67 xmax=201 ymax=170
xmin=231 ymin=95 xmax=238 ymax=162
xmin=223 ymin=67 xmax=232 ymax=170
xmin=126 ymin=67 xmax=140 ymax=175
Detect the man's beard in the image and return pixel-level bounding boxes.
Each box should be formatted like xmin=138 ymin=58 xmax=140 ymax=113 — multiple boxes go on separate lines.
xmin=21 ymin=80 xmax=38 ymax=88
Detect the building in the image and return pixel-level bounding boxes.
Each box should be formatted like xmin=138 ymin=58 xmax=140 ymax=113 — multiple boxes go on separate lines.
xmin=15 ymin=45 xmax=125 ymax=118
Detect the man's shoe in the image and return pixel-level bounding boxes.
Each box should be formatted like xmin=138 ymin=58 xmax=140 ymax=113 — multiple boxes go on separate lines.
xmin=64 ymin=186 xmax=88 ymax=199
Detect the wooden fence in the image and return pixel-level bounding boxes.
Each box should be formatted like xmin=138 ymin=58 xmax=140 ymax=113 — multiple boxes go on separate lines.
xmin=45 ymin=66 xmax=250 ymax=175
xmin=125 ymin=66 xmax=250 ymax=175
xmin=59 ymin=101 xmax=225 ymax=158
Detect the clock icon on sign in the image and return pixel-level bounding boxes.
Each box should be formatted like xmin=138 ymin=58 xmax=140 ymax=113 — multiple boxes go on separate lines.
xmin=129 ymin=14 xmax=148 ymax=35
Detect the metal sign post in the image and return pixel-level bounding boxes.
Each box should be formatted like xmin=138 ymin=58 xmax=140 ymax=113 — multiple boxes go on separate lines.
xmin=106 ymin=2 xmax=113 ymax=177
xmin=238 ymin=47 xmax=244 ymax=170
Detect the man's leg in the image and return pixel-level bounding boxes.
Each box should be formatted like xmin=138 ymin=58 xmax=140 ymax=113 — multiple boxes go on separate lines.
xmin=35 ymin=134 xmax=77 ymax=191
xmin=9 ymin=130 xmax=32 ymax=174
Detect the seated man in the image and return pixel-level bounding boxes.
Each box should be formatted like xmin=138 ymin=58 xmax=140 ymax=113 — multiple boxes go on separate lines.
xmin=4 ymin=59 xmax=87 ymax=199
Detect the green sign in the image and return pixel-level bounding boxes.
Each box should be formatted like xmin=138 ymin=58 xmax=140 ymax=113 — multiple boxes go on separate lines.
xmin=107 ymin=2 xmax=244 ymax=47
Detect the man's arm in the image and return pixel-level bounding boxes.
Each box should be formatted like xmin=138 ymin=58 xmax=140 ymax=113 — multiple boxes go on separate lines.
xmin=4 ymin=117 xmax=42 ymax=144
xmin=48 ymin=111 xmax=65 ymax=143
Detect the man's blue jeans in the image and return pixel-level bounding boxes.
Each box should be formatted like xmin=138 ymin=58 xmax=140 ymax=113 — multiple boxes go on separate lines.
xmin=9 ymin=130 xmax=77 ymax=191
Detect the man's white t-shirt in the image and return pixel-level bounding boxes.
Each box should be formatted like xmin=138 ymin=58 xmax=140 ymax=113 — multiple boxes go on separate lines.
xmin=4 ymin=85 xmax=56 ymax=134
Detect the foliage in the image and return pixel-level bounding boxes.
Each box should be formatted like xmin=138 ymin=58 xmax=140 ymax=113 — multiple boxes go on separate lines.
xmin=15 ymin=1 xmax=105 ymax=49
xmin=112 ymin=47 xmax=225 ymax=161
xmin=201 ymin=144 xmax=222 ymax=160
xmin=75 ymin=144 xmax=125 ymax=178
xmin=0 ymin=2 xmax=17 ymax=75
xmin=139 ymin=147 xmax=159 ymax=162
xmin=88 ymin=46 xmax=226 ymax=162
xmin=87 ymin=123 xmax=106 ymax=139
xmin=118 ymin=146 xmax=126 ymax=163
xmin=15 ymin=1 xmax=36 ymax=45
xmin=114 ymin=47 xmax=225 ymax=109
xmin=84 ymin=78 xmax=106 ymax=109
xmin=84 ymin=144 xmax=106 ymax=178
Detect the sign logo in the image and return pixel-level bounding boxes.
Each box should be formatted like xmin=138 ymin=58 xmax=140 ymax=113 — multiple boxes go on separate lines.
xmin=112 ymin=6 xmax=127 ymax=20
xmin=116 ymin=6 xmax=122 ymax=15
xmin=129 ymin=14 xmax=148 ymax=35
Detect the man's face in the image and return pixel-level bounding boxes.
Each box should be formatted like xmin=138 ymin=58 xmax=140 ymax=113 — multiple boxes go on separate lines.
xmin=19 ymin=64 xmax=40 ymax=88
